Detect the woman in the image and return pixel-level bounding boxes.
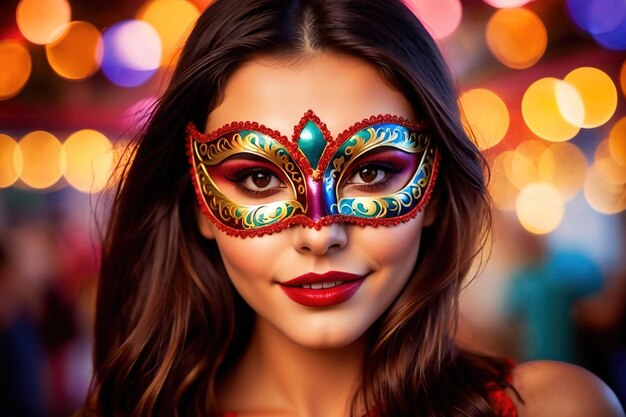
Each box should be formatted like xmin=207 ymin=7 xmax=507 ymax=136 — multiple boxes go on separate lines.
xmin=80 ymin=0 xmax=625 ymax=416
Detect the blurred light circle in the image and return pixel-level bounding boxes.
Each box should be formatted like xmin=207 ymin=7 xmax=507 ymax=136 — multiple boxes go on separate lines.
xmin=101 ymin=20 xmax=161 ymax=87
xmin=19 ymin=131 xmax=63 ymax=189
xmin=509 ymin=140 xmax=547 ymax=189
xmin=109 ymin=141 xmax=137 ymax=189
xmin=460 ymin=89 xmax=509 ymax=150
xmin=489 ymin=151 xmax=520 ymax=211
xmin=609 ymin=117 xmax=626 ymax=166
xmin=483 ymin=0 xmax=534 ymax=7
xmin=516 ymin=182 xmax=565 ymax=234
xmin=564 ymin=67 xmax=617 ymax=128
xmin=16 ymin=0 xmax=71 ymax=45
xmin=596 ymin=139 xmax=626 ymax=185
xmin=584 ymin=163 xmax=626 ymax=214
xmin=45 ymin=21 xmax=102 ymax=80
xmin=538 ymin=142 xmax=587 ymax=200
xmin=567 ymin=0 xmax=626 ymax=50
xmin=137 ymin=0 xmax=199 ymax=66
xmin=404 ymin=0 xmax=462 ymax=39
xmin=486 ymin=8 xmax=547 ymax=69
xmin=0 ymin=134 xmax=23 ymax=188
xmin=522 ymin=77 xmax=583 ymax=142
xmin=62 ymin=129 xmax=114 ymax=193
xmin=0 ymin=40 xmax=32 ymax=100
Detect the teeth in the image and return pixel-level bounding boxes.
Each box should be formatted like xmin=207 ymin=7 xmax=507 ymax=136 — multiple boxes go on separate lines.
xmin=301 ymin=281 xmax=345 ymax=289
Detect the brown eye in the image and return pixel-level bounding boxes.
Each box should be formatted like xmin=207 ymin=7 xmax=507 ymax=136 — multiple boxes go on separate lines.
xmin=251 ymin=172 xmax=271 ymax=188
xmin=358 ymin=167 xmax=379 ymax=183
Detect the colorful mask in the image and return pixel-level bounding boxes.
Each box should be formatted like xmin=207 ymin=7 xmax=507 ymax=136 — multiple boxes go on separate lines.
xmin=187 ymin=110 xmax=439 ymax=237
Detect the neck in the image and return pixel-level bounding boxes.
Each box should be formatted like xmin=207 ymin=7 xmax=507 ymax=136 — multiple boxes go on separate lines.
xmin=219 ymin=316 xmax=368 ymax=417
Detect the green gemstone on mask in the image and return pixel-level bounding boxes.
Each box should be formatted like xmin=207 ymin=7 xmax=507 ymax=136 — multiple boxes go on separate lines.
xmin=297 ymin=120 xmax=327 ymax=170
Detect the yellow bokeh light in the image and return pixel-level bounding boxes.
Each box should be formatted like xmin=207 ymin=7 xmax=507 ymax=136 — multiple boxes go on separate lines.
xmin=485 ymin=8 xmax=547 ymax=70
xmin=0 ymin=134 xmax=23 ymax=188
xmin=0 ymin=40 xmax=32 ymax=100
xmin=516 ymin=182 xmax=564 ymax=234
xmin=595 ymin=139 xmax=626 ymax=186
xmin=137 ymin=0 xmax=199 ymax=66
xmin=19 ymin=131 xmax=63 ymax=189
xmin=489 ymin=151 xmax=520 ymax=211
xmin=46 ymin=21 xmax=102 ymax=80
xmin=62 ymin=130 xmax=114 ymax=193
xmin=522 ymin=77 xmax=582 ymax=142
xmin=608 ymin=117 xmax=626 ymax=167
xmin=508 ymin=140 xmax=547 ymax=189
xmin=16 ymin=0 xmax=71 ymax=45
xmin=460 ymin=88 xmax=509 ymax=150
xmin=538 ymin=142 xmax=587 ymax=200
xmin=564 ymin=67 xmax=617 ymax=128
xmin=584 ymin=164 xmax=626 ymax=214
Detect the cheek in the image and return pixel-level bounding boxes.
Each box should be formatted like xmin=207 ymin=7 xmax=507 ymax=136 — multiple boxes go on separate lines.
xmin=365 ymin=219 xmax=424 ymax=272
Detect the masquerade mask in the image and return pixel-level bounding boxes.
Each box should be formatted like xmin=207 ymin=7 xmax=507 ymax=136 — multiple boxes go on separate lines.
xmin=187 ymin=110 xmax=439 ymax=238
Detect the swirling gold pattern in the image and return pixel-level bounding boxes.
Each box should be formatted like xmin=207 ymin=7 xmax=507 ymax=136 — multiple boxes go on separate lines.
xmin=191 ymin=130 xmax=307 ymax=229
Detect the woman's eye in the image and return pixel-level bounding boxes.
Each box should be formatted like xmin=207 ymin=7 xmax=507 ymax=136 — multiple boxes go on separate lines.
xmin=347 ymin=166 xmax=388 ymax=185
xmin=240 ymin=170 xmax=285 ymax=191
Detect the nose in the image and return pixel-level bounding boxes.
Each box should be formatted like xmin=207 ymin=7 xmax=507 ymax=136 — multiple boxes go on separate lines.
xmin=291 ymin=223 xmax=348 ymax=255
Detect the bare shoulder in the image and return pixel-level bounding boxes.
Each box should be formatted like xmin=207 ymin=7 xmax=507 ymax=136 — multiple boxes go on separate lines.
xmin=508 ymin=361 xmax=625 ymax=417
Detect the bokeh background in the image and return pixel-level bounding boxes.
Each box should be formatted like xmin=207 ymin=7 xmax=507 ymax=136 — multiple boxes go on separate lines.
xmin=0 ymin=0 xmax=625 ymax=415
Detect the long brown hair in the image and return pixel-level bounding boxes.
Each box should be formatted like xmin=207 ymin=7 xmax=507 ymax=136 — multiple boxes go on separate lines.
xmin=81 ymin=1 xmax=514 ymax=416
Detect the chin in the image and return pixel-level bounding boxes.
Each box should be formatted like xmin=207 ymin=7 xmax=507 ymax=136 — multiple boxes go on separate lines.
xmin=285 ymin=324 xmax=368 ymax=350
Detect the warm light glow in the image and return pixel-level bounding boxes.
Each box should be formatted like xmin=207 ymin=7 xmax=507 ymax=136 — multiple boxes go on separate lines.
xmin=564 ymin=67 xmax=617 ymax=128
xmin=19 ymin=131 xmax=63 ymax=189
xmin=460 ymin=89 xmax=509 ymax=150
xmin=46 ymin=21 xmax=102 ymax=80
xmin=608 ymin=117 xmax=626 ymax=167
xmin=16 ymin=0 xmax=71 ymax=45
xmin=509 ymin=140 xmax=547 ymax=189
xmin=486 ymin=8 xmax=547 ymax=69
xmin=0 ymin=40 xmax=32 ymax=100
xmin=596 ymin=139 xmax=626 ymax=185
xmin=539 ymin=142 xmax=587 ymax=200
xmin=489 ymin=151 xmax=520 ymax=211
xmin=404 ymin=0 xmax=462 ymax=39
xmin=522 ymin=77 xmax=582 ymax=142
xmin=61 ymin=130 xmax=114 ymax=193
xmin=137 ymin=0 xmax=199 ymax=66
xmin=584 ymin=163 xmax=626 ymax=214
xmin=516 ymin=182 xmax=565 ymax=234
xmin=0 ymin=134 xmax=23 ymax=188
xmin=483 ymin=0 xmax=534 ymax=7
xmin=101 ymin=20 xmax=161 ymax=87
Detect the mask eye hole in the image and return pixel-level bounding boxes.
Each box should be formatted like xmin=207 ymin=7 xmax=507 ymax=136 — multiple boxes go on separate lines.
xmin=340 ymin=148 xmax=419 ymax=198
xmin=208 ymin=155 xmax=295 ymax=203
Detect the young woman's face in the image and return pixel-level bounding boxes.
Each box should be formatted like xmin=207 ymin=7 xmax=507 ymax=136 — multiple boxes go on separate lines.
xmin=196 ymin=53 xmax=434 ymax=348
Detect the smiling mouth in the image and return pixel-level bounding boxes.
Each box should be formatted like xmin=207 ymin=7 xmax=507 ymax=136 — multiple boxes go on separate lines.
xmin=279 ymin=271 xmax=367 ymax=307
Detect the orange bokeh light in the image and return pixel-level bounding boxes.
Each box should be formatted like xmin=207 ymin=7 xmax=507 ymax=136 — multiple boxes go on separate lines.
xmin=46 ymin=21 xmax=102 ymax=80
xmin=0 ymin=134 xmax=23 ymax=188
xmin=16 ymin=0 xmax=71 ymax=45
xmin=516 ymin=182 xmax=564 ymax=234
xmin=486 ymin=8 xmax=547 ymax=70
xmin=460 ymin=88 xmax=510 ymax=150
xmin=564 ymin=67 xmax=617 ymax=128
xmin=61 ymin=129 xmax=114 ymax=193
xmin=608 ymin=117 xmax=626 ymax=167
xmin=0 ymin=40 xmax=32 ymax=100
xmin=19 ymin=131 xmax=63 ymax=189
xmin=137 ymin=0 xmax=199 ymax=66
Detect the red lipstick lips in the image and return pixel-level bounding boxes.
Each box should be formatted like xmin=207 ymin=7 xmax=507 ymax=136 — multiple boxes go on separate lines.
xmin=279 ymin=271 xmax=366 ymax=307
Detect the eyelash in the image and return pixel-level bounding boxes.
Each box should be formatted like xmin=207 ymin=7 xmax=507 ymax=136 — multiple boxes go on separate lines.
xmin=225 ymin=167 xmax=285 ymax=197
